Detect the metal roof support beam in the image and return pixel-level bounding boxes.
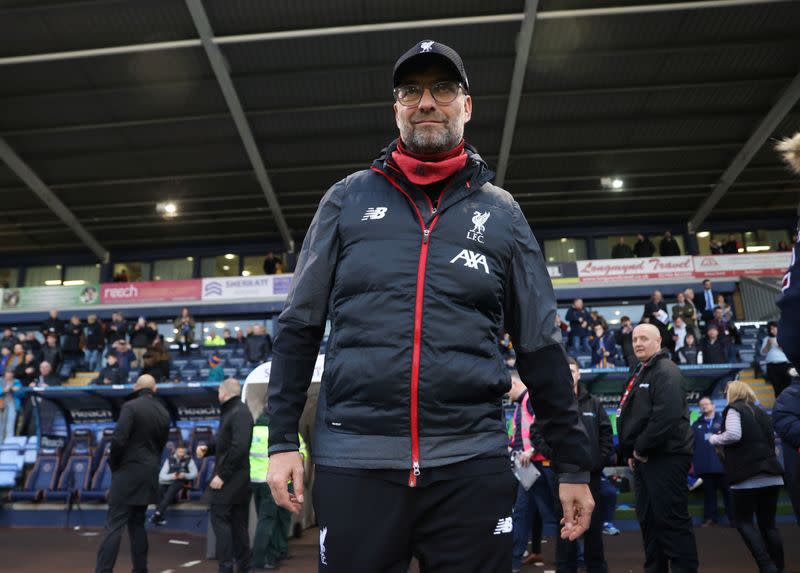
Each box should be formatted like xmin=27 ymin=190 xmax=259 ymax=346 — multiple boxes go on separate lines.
xmin=0 ymin=136 xmax=109 ymax=261
xmin=495 ymin=0 xmax=539 ymax=187
xmin=185 ymin=0 xmax=294 ymax=253
xmin=688 ymin=70 xmax=800 ymax=233
xmin=1 ymin=0 xmax=794 ymax=66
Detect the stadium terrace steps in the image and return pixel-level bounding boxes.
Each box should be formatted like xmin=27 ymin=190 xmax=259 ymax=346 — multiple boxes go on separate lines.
xmin=65 ymin=372 xmax=97 ymax=386
xmin=737 ymin=368 xmax=776 ymax=408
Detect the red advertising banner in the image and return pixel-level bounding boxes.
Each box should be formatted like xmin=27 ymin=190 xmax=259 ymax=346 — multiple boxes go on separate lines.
xmin=693 ymin=253 xmax=791 ymax=278
xmin=100 ymin=280 xmax=202 ymax=304
xmin=576 ymin=256 xmax=694 ymax=283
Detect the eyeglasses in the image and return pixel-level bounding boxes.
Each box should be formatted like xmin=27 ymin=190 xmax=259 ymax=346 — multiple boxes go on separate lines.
xmin=393 ymin=81 xmax=464 ymax=107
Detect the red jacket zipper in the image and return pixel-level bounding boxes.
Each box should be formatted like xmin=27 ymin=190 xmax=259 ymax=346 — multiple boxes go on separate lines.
xmin=371 ymin=166 xmax=441 ymax=487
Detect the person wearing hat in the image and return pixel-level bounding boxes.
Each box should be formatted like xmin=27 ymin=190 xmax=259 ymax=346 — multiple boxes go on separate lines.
xmin=265 ymin=40 xmax=593 ymax=572
xmin=208 ymin=354 xmax=226 ymax=382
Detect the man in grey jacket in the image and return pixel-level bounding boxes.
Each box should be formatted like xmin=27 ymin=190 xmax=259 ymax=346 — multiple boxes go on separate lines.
xmin=267 ymin=40 xmax=593 ymax=573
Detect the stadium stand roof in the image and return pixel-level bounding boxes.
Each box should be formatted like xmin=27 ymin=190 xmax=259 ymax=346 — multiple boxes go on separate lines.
xmin=0 ymin=0 xmax=799 ymax=256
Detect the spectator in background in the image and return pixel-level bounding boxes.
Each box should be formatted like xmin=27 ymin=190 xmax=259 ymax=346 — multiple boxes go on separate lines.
xmin=670 ymin=316 xmax=688 ymax=355
xmin=173 ymin=308 xmax=195 ymax=354
xmin=92 ymin=353 xmax=126 ymax=386
xmin=205 ymin=330 xmax=226 ymax=346
xmin=0 ymin=346 xmax=9 ymax=375
xmin=223 ymin=329 xmax=236 ymax=345
xmin=611 ymin=237 xmax=634 ymax=259
xmin=41 ymin=333 xmax=63 ymax=375
xmin=710 ymin=239 xmax=724 ymax=255
xmin=14 ymin=351 xmax=38 ymax=386
xmin=109 ymin=340 xmax=135 ymax=372
xmin=1 ymin=328 xmax=15 ymax=351
xmin=590 ymin=310 xmax=608 ymax=331
xmin=709 ymin=307 xmax=740 ymax=353
xmin=700 ymin=326 xmax=727 ymax=365
xmin=6 ymin=343 xmax=24 ymax=375
xmin=615 ymin=316 xmax=636 ymax=367
xmin=40 ymin=309 xmax=64 ymax=338
xmin=722 ymin=234 xmax=739 ymax=254
xmin=642 ymin=290 xmax=669 ymax=325
xmin=691 ymin=397 xmax=731 ymax=527
xmin=263 ymin=252 xmax=278 ymax=275
xmin=151 ymin=445 xmax=198 ymax=526
xmin=62 ymin=315 xmax=84 ymax=371
xmin=555 ymin=314 xmax=569 ymax=340
xmin=659 ymin=231 xmax=681 ymax=257
xmin=672 ymin=292 xmax=698 ymax=338
xmin=715 ymin=294 xmax=734 ymax=322
xmin=761 ymin=321 xmax=793 ymax=398
xmin=208 ymin=354 xmax=226 ymax=382
xmin=677 ymin=333 xmax=700 ymax=365
xmin=235 ymin=328 xmax=246 ymax=345
xmin=142 ymin=342 xmax=172 ymax=383
xmin=24 ymin=332 xmax=41 ymax=359
xmin=709 ymin=382 xmax=784 ymax=573
xmin=245 ymin=325 xmax=272 ymax=366
xmin=590 ymin=323 xmax=617 ymax=368
xmin=130 ymin=317 xmax=156 ymax=368
xmin=2 ymin=370 xmax=22 ymax=440
xmin=697 ymin=279 xmax=717 ymax=323
xmin=777 ymin=241 xmax=791 ymax=252
xmin=106 ymin=312 xmax=128 ymax=346
xmin=85 ymin=314 xmax=104 ymax=371
xmin=33 ymin=361 xmax=60 ymax=387
xmin=772 ymin=370 xmax=800 ymax=527
xmin=566 ymin=298 xmax=592 ymax=354
xmin=633 ymin=233 xmax=655 ymax=258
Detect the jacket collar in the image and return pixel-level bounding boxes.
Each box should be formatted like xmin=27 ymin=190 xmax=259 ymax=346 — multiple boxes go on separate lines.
xmin=221 ymin=396 xmax=240 ymax=413
xmin=639 ymin=347 xmax=671 ymax=370
xmin=125 ymin=387 xmax=154 ymax=402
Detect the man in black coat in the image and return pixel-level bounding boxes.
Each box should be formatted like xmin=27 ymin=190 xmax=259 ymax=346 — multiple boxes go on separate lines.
xmin=616 ymin=324 xmax=698 ymax=573
xmin=95 ymin=375 xmax=170 ymax=573
xmin=197 ymin=378 xmax=254 ymax=573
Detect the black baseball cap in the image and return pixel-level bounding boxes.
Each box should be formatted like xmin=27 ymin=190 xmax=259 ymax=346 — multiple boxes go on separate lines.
xmin=393 ymin=40 xmax=469 ymax=91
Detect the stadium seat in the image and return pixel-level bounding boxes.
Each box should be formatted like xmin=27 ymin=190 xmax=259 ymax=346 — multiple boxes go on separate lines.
xmin=223 ymin=367 xmax=238 ymax=378
xmin=217 ymin=348 xmax=234 ymax=357
xmin=0 ymin=463 xmax=18 ymax=488
xmin=227 ymin=357 xmax=246 ymax=368
xmin=181 ymin=369 xmax=199 ymax=381
xmin=189 ymin=426 xmax=214 ymax=460
xmin=199 ymin=368 xmax=210 ymax=379
xmin=81 ymin=455 xmax=112 ymax=502
xmin=91 ymin=429 xmax=114 ymax=474
xmin=8 ymin=454 xmax=59 ymax=502
xmin=46 ymin=455 xmax=92 ymax=501
xmin=172 ymin=359 xmax=189 ymax=370
xmin=189 ymin=456 xmax=215 ymax=500
xmin=65 ymin=428 xmax=94 ymax=456
xmin=0 ymin=444 xmax=24 ymax=472
xmin=1 ymin=436 xmax=27 ymax=449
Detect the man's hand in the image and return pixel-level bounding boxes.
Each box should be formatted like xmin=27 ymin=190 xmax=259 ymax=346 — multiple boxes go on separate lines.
xmin=209 ymin=475 xmax=224 ymax=490
xmin=627 ymin=457 xmax=635 ymax=471
xmin=267 ymin=451 xmax=305 ymax=515
xmin=559 ymin=483 xmax=595 ymax=541
xmin=196 ymin=445 xmax=208 ymax=459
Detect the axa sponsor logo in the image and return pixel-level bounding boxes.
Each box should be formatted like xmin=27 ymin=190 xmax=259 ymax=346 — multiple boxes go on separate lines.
xmin=467 ymin=210 xmax=490 ymax=243
xmin=362 ymin=207 xmax=387 ymax=221
xmin=450 ymin=249 xmax=490 ymax=274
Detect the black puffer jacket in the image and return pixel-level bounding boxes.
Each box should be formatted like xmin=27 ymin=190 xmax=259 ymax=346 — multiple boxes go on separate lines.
xmin=267 ymin=141 xmax=589 ymax=480
xmin=617 ymin=349 xmax=693 ymax=460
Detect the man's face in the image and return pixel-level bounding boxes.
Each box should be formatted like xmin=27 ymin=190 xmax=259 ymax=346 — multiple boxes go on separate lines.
xmin=769 ymin=325 xmax=778 ymax=337
xmin=175 ymin=447 xmax=186 ymax=459
xmin=12 ymin=344 xmax=22 ymax=355
xmin=665 ymin=231 xmax=672 ymax=239
xmin=707 ymin=327 xmax=718 ymax=341
xmin=675 ymin=317 xmax=684 ymax=328
xmin=3 ymin=329 xmax=11 ymax=338
xmin=107 ymin=355 xmax=117 ymax=366
xmin=593 ymin=325 xmax=604 ymax=338
xmin=569 ymin=364 xmax=580 ymax=395
xmin=47 ymin=335 xmax=56 ymax=347
xmin=49 ymin=310 xmax=58 ymax=319
xmin=618 ymin=237 xmax=625 ymax=245
xmin=699 ymin=398 xmax=714 ymax=416
xmin=394 ymin=64 xmax=472 ymax=155
xmin=703 ymin=280 xmax=711 ymax=290
xmin=685 ymin=288 xmax=694 ymax=300
xmin=632 ymin=325 xmax=661 ymax=361
xmin=714 ymin=308 xmax=723 ymax=320
xmin=574 ymin=299 xmax=583 ymax=310
xmin=40 ymin=362 xmax=51 ymax=376
xmin=653 ymin=290 xmax=662 ymax=302
xmin=685 ymin=334 xmax=695 ymax=346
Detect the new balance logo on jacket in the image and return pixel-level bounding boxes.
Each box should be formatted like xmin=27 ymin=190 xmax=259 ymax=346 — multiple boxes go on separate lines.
xmin=362 ymin=207 xmax=388 ymax=220
xmin=493 ymin=516 xmax=513 ymax=535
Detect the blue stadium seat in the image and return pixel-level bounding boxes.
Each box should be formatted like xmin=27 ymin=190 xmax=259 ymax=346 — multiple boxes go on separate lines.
xmin=223 ymin=367 xmax=238 ymax=378
xmin=0 ymin=463 xmax=17 ymax=488
xmin=8 ymin=454 xmax=59 ymax=502
xmin=189 ymin=426 xmax=215 ymax=462
xmin=0 ymin=444 xmax=24 ymax=472
xmin=189 ymin=456 xmax=215 ymax=500
xmin=91 ymin=429 xmax=114 ymax=474
xmin=81 ymin=455 xmax=112 ymax=502
xmin=217 ymin=348 xmax=234 ymax=357
xmin=181 ymin=369 xmax=199 ymax=381
xmin=2 ymin=436 xmax=27 ymax=448
xmin=199 ymin=368 xmax=210 ymax=379
xmin=172 ymin=359 xmax=189 ymax=370
xmin=233 ymin=347 xmax=245 ymax=357
xmin=227 ymin=357 xmax=246 ymax=368
xmin=46 ymin=455 xmax=92 ymax=501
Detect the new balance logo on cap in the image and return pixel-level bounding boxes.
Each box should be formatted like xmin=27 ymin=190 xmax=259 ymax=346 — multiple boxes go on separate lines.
xmin=362 ymin=207 xmax=388 ymax=221
xmin=450 ymin=249 xmax=490 ymax=274
xmin=493 ymin=516 xmax=513 ymax=535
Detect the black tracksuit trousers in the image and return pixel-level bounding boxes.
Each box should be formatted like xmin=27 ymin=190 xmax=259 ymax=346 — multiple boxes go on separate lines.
xmin=312 ymin=467 xmax=518 ymax=573
xmin=634 ymin=454 xmax=699 ymax=573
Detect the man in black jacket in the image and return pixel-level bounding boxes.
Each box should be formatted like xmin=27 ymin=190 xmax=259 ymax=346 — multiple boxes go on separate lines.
xmin=244 ymin=325 xmax=272 ymax=366
xmin=197 ymin=378 xmax=254 ymax=573
xmin=95 ymin=375 xmax=170 ymax=573
xmin=617 ymin=324 xmax=698 ymax=573
xmin=92 ymin=353 xmax=127 ymax=386
xmin=266 ymin=40 xmax=592 ymax=573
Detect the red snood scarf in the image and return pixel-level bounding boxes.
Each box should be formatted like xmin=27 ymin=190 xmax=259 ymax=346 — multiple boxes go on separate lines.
xmin=391 ymin=140 xmax=467 ymax=185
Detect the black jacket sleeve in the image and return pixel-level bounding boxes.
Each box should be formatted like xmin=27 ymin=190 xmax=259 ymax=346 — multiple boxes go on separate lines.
xmin=633 ymin=366 xmax=687 ymax=455
xmin=778 ymin=222 xmax=800 ymax=368
xmin=504 ymin=203 xmax=591 ymax=482
xmin=267 ymin=181 xmax=344 ymax=454
xmin=109 ymin=403 xmax=133 ymax=471
xmin=529 ymin=419 xmax=554 ymax=460
xmin=596 ymin=398 xmax=614 ymax=465
xmin=216 ymin=410 xmax=250 ymax=483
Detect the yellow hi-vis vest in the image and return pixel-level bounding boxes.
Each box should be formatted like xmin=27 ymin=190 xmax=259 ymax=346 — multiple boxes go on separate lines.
xmin=249 ymin=425 xmax=308 ymax=483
